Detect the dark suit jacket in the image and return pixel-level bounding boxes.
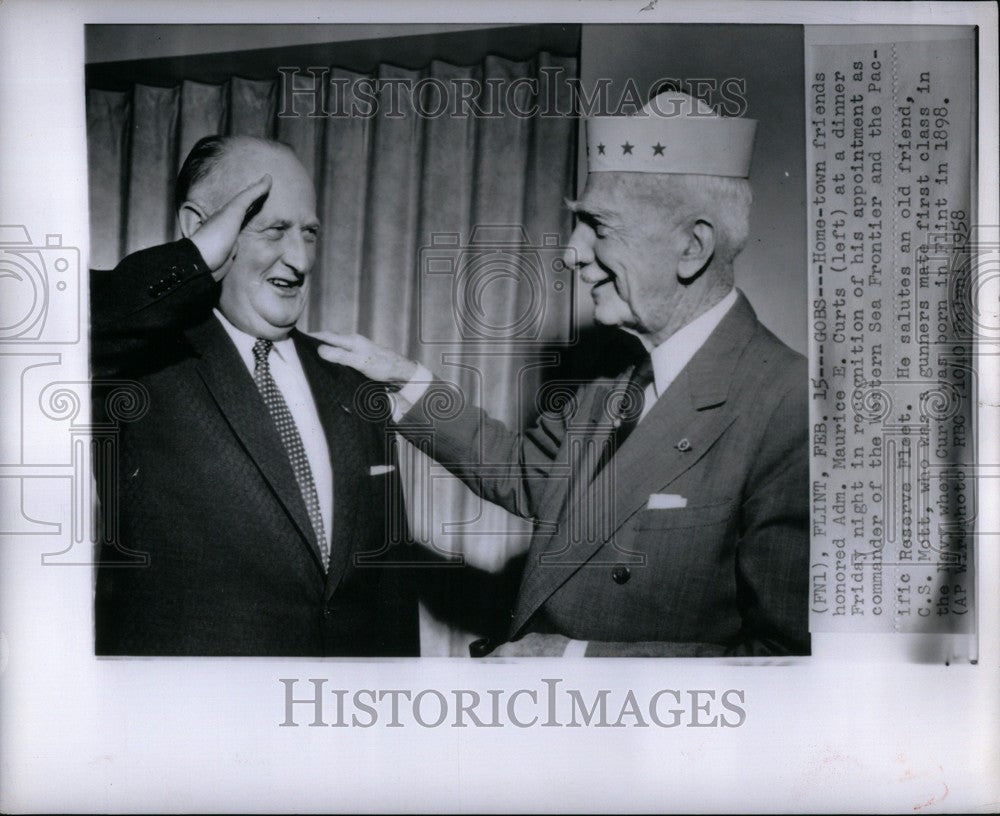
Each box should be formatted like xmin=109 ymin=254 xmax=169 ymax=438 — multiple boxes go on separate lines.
xmin=399 ymin=292 xmax=809 ymax=656
xmin=91 ymin=239 xmax=419 ymax=656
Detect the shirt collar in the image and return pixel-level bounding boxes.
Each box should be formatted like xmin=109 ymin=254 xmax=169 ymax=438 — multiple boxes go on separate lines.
xmin=213 ymin=308 xmax=296 ymax=367
xmin=648 ymin=288 xmax=738 ymax=397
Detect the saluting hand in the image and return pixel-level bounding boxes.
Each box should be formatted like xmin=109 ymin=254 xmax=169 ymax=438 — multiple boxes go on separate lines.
xmin=188 ymin=173 xmax=272 ymax=280
xmin=313 ymin=332 xmax=418 ymax=386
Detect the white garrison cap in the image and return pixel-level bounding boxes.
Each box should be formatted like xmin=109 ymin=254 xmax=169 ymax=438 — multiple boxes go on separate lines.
xmin=586 ymin=91 xmax=757 ymax=178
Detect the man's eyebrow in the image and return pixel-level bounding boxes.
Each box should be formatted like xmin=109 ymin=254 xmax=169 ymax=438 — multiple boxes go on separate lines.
xmin=565 ymin=197 xmax=614 ymax=224
xmin=255 ymin=218 xmax=291 ymax=229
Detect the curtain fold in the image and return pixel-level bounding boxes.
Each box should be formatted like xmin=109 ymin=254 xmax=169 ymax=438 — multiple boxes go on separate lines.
xmin=229 ymin=77 xmax=278 ymax=138
xmin=179 ymin=80 xmax=226 ymax=164
xmin=87 ymin=50 xmax=578 ymax=655
xmin=309 ymin=68 xmax=373 ymax=335
xmin=275 ymin=73 xmax=322 ymax=179
xmin=86 ymin=89 xmax=130 ymax=269
xmin=125 ymin=84 xmax=179 ymax=255
xmin=361 ymin=64 xmax=423 ymax=352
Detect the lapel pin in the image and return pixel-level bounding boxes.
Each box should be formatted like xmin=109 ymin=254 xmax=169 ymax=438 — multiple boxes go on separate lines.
xmin=340 ymin=403 xmax=352 ymax=414
xmin=676 ymin=438 xmax=691 ymax=452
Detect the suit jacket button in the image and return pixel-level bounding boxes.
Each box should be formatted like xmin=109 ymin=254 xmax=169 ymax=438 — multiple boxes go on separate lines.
xmin=469 ymin=637 xmax=494 ymax=658
xmin=611 ymin=565 xmax=631 ymax=584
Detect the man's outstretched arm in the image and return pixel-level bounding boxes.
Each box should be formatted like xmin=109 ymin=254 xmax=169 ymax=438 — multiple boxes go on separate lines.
xmin=315 ymin=333 xmax=571 ymax=521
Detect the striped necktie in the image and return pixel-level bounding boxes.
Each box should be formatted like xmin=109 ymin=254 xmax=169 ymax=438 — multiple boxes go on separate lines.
xmin=252 ymin=338 xmax=329 ymax=570
xmin=592 ymin=353 xmax=655 ymax=480
xmin=613 ymin=353 xmax=655 ymax=446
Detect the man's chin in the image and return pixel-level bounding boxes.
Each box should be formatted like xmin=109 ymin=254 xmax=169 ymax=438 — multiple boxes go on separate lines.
xmin=257 ymin=311 xmax=305 ymax=339
xmin=258 ymin=298 xmax=306 ymax=326
xmin=591 ymin=305 xmax=627 ymax=330
xmin=254 ymin=325 xmax=296 ymax=341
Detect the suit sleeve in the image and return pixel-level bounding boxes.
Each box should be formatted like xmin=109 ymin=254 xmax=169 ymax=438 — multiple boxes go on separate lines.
xmin=90 ymin=238 xmax=218 ymax=377
xmin=394 ymin=379 xmax=573 ymax=521
xmin=731 ymin=376 xmax=811 ymax=656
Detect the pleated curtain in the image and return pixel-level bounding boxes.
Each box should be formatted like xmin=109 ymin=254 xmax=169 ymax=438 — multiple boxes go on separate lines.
xmin=87 ymin=52 xmax=578 ymax=655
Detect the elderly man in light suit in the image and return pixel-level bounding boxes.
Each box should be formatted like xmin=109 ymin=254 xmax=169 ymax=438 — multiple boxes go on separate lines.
xmin=320 ymin=92 xmax=809 ymax=657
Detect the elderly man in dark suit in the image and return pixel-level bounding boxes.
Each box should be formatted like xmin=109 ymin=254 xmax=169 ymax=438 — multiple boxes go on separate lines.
xmin=318 ymin=92 xmax=809 ymax=657
xmin=91 ymin=135 xmax=418 ymax=656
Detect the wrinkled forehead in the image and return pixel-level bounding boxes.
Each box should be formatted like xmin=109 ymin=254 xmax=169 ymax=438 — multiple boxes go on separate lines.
xmin=576 ymin=171 xmax=676 ymax=220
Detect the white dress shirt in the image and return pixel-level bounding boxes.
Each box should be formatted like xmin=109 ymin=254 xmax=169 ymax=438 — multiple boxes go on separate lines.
xmin=639 ymin=287 xmax=738 ymax=420
xmin=214 ymin=309 xmax=333 ymax=547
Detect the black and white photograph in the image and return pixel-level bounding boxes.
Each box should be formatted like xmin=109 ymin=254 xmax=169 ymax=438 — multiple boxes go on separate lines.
xmin=1 ymin=1 xmax=997 ymax=812
xmin=85 ymin=22 xmax=809 ymax=659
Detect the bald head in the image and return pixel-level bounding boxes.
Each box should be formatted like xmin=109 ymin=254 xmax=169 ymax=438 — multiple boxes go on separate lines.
xmin=176 ymin=135 xmax=312 ymax=214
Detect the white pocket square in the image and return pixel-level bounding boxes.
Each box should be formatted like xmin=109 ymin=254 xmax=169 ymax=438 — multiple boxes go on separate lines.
xmin=646 ymin=493 xmax=688 ymax=509
xmin=369 ymin=465 xmax=396 ymax=476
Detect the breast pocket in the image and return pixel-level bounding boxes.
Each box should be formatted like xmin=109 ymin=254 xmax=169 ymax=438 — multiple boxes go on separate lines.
xmin=633 ymin=500 xmax=735 ymax=531
xmin=626 ymin=500 xmax=738 ymax=579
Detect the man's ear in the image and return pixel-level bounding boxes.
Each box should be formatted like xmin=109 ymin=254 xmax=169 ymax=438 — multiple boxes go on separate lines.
xmin=177 ymin=201 xmax=207 ymax=239
xmin=676 ymin=218 xmax=716 ymax=281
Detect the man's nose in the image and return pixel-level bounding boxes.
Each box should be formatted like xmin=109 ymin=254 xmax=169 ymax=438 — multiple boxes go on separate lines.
xmin=281 ymin=230 xmax=312 ymax=275
xmin=564 ymin=222 xmax=594 ymax=271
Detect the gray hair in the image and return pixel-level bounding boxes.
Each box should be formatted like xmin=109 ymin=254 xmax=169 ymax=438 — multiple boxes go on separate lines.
xmin=629 ymin=173 xmax=753 ymax=267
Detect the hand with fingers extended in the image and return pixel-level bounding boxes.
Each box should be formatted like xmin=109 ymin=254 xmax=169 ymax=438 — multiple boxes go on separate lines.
xmin=187 ymin=173 xmax=272 ymax=279
xmin=314 ymin=332 xmax=418 ymax=386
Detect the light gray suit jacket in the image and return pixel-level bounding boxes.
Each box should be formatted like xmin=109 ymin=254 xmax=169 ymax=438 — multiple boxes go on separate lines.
xmin=398 ymin=293 xmax=809 ymax=656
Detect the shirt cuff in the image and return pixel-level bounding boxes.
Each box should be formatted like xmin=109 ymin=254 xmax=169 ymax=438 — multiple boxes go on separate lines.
xmin=391 ymin=364 xmax=433 ymax=422
xmin=562 ymin=639 xmax=589 ymax=658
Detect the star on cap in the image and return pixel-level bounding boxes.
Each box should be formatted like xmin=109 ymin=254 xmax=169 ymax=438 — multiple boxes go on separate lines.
xmin=585 ymin=91 xmax=757 ymax=177
xmin=597 ymin=143 xmax=606 ymax=155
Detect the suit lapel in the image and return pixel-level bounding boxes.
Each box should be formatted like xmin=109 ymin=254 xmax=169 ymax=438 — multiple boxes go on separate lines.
xmin=601 ymin=375 xmax=738 ymax=543
xmin=511 ymin=292 xmax=759 ymax=635
xmin=294 ymin=332 xmax=374 ymax=600
xmin=531 ymin=377 xmax=618 ymax=534
xmin=185 ymin=317 xmax=323 ymax=567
